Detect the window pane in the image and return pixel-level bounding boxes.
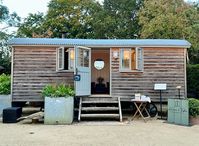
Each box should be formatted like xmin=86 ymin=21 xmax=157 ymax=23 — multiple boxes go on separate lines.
xmin=58 ymin=48 xmax=64 ymax=70
xmin=69 ymin=49 xmax=74 ymax=69
xmin=83 ymin=50 xmax=89 ymax=67
xmin=131 ymin=49 xmax=136 ymax=70
xmin=122 ymin=49 xmax=130 ymax=69
xmin=137 ymin=48 xmax=143 ymax=71
xmin=78 ymin=49 xmax=84 ymax=67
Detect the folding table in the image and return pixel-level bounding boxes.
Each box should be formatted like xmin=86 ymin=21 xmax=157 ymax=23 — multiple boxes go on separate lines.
xmin=130 ymin=99 xmax=151 ymax=122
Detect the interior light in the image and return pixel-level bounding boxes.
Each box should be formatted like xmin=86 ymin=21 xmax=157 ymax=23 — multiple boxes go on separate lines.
xmin=124 ymin=50 xmax=130 ymax=60
xmin=70 ymin=50 xmax=74 ymax=60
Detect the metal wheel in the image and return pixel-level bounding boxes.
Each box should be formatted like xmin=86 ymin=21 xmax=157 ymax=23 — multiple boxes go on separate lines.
xmin=146 ymin=102 xmax=158 ymax=117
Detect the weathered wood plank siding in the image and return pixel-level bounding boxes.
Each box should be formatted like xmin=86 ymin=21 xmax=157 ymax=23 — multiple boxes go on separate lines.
xmin=12 ymin=46 xmax=74 ymax=102
xmin=111 ymin=48 xmax=186 ymax=102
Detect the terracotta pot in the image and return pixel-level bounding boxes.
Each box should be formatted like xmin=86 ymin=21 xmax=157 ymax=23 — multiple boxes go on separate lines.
xmin=190 ymin=116 xmax=199 ymax=125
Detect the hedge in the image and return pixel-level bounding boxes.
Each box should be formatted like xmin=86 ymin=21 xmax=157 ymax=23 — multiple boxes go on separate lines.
xmin=187 ymin=64 xmax=199 ymax=98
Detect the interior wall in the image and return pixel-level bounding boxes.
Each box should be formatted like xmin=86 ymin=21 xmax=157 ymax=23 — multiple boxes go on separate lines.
xmin=91 ymin=49 xmax=110 ymax=84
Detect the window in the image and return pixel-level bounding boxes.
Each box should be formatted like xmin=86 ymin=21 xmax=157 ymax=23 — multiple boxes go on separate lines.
xmin=57 ymin=47 xmax=74 ymax=71
xmin=120 ymin=48 xmax=143 ymax=71
xmin=77 ymin=48 xmax=89 ymax=67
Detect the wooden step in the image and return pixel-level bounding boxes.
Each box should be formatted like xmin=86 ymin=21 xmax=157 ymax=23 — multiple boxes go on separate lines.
xmin=81 ymin=114 xmax=120 ymax=118
xmin=82 ymin=101 xmax=118 ymax=104
xmin=82 ymin=107 xmax=119 ymax=111
xmin=83 ymin=97 xmax=118 ymax=101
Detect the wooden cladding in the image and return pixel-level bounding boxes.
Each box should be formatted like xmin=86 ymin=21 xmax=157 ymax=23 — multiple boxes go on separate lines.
xmin=111 ymin=47 xmax=186 ymax=102
xmin=12 ymin=46 xmax=186 ymax=102
xmin=12 ymin=46 xmax=74 ymax=102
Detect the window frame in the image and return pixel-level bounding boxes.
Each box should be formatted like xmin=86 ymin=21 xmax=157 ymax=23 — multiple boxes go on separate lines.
xmin=57 ymin=47 xmax=64 ymax=71
xmin=119 ymin=47 xmax=144 ymax=72
xmin=120 ymin=48 xmax=132 ymax=71
xmin=56 ymin=47 xmax=74 ymax=72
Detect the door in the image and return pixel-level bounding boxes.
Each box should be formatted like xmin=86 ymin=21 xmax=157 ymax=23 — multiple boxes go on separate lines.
xmin=75 ymin=46 xmax=91 ymax=96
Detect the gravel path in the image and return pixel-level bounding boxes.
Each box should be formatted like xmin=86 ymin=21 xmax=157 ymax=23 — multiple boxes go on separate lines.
xmin=0 ymin=120 xmax=198 ymax=146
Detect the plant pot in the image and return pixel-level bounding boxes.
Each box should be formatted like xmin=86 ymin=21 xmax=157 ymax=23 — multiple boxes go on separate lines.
xmin=44 ymin=96 xmax=74 ymax=124
xmin=190 ymin=116 xmax=199 ymax=125
xmin=0 ymin=95 xmax=11 ymax=116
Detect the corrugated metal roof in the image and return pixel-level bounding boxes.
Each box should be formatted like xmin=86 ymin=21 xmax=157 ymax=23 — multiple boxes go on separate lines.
xmin=8 ymin=38 xmax=191 ymax=48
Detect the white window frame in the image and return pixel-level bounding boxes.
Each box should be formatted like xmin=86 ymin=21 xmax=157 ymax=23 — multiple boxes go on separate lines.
xmin=119 ymin=47 xmax=143 ymax=72
xmin=57 ymin=47 xmax=64 ymax=70
xmin=56 ymin=47 xmax=74 ymax=72
xmin=120 ymin=48 xmax=132 ymax=71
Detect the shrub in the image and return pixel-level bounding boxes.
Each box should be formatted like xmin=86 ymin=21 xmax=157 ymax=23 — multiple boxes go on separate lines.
xmin=0 ymin=73 xmax=11 ymax=95
xmin=42 ymin=84 xmax=56 ymax=97
xmin=42 ymin=84 xmax=74 ymax=98
xmin=189 ymin=98 xmax=199 ymax=117
xmin=187 ymin=64 xmax=199 ymax=98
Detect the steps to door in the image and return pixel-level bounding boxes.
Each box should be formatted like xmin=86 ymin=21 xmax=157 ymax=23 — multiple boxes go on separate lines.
xmin=78 ymin=97 xmax=122 ymax=122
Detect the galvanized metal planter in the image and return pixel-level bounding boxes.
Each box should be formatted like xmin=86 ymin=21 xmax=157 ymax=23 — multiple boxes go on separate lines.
xmin=44 ymin=96 xmax=74 ymax=124
xmin=167 ymin=98 xmax=189 ymax=126
xmin=0 ymin=95 xmax=11 ymax=116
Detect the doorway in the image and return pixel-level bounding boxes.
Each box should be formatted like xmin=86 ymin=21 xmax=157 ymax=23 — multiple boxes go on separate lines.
xmin=91 ymin=49 xmax=110 ymax=95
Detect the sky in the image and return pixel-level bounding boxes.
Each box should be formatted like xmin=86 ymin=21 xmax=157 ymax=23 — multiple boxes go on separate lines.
xmin=2 ymin=0 xmax=51 ymax=18
xmin=2 ymin=0 xmax=104 ymax=19
xmin=2 ymin=0 xmax=198 ymax=19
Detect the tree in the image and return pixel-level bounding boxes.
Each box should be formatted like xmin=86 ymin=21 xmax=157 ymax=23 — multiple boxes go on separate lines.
xmin=185 ymin=3 xmax=199 ymax=63
xmin=18 ymin=0 xmax=143 ymax=39
xmin=42 ymin=0 xmax=101 ymax=38
xmin=17 ymin=13 xmax=48 ymax=37
xmin=93 ymin=0 xmax=143 ymax=39
xmin=17 ymin=0 xmax=102 ymax=38
xmin=138 ymin=0 xmax=199 ymax=63
xmin=0 ymin=1 xmax=20 ymax=74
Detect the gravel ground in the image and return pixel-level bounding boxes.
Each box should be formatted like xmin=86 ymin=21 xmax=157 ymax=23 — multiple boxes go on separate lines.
xmin=0 ymin=119 xmax=198 ymax=146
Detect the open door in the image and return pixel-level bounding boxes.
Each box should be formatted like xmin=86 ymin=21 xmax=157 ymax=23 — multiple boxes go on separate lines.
xmin=74 ymin=46 xmax=91 ymax=96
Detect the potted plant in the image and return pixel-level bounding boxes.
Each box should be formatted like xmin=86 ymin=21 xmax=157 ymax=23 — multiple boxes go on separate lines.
xmin=0 ymin=74 xmax=11 ymax=116
xmin=42 ymin=84 xmax=75 ymax=124
xmin=189 ymin=98 xmax=199 ymax=125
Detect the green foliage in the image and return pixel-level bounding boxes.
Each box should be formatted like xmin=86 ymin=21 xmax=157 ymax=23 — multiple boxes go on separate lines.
xmin=0 ymin=73 xmax=11 ymax=95
xmin=138 ymin=0 xmax=187 ymax=38
xmin=55 ymin=84 xmax=75 ymax=97
xmin=42 ymin=84 xmax=75 ymax=98
xmin=138 ymin=0 xmax=199 ymax=64
xmin=17 ymin=0 xmax=143 ymax=39
xmin=0 ymin=1 xmax=20 ymax=74
xmin=18 ymin=0 xmax=102 ymax=38
xmin=101 ymin=0 xmax=143 ymax=38
xmin=17 ymin=13 xmax=46 ymax=37
xmin=0 ymin=39 xmax=11 ymax=74
xmin=187 ymin=64 xmax=199 ymax=98
xmin=0 ymin=4 xmax=9 ymax=22
xmin=42 ymin=84 xmax=56 ymax=97
xmin=189 ymin=98 xmax=199 ymax=117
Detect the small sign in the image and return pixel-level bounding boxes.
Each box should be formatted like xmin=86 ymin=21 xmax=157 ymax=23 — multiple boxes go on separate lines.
xmin=154 ymin=83 xmax=167 ymax=90
xmin=74 ymin=75 xmax=81 ymax=81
